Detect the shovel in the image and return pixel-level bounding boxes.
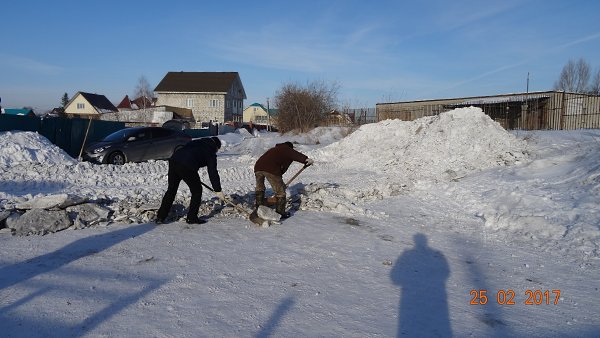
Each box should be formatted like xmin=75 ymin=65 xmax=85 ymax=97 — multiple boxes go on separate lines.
xmin=265 ymin=163 xmax=312 ymax=205
xmin=200 ymin=182 xmax=267 ymax=226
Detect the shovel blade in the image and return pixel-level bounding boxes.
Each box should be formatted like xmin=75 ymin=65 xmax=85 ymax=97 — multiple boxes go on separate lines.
xmin=265 ymin=196 xmax=277 ymax=206
xmin=249 ymin=209 xmax=270 ymax=227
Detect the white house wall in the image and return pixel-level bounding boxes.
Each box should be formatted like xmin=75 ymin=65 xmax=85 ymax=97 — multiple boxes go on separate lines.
xmin=65 ymin=94 xmax=98 ymax=116
xmin=156 ymin=92 xmax=226 ymax=123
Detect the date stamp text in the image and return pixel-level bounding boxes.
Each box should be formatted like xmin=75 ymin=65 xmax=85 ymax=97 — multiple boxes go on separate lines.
xmin=470 ymin=289 xmax=561 ymax=305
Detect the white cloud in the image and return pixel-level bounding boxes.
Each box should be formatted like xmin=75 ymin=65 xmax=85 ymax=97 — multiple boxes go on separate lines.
xmin=207 ymin=21 xmax=384 ymax=73
xmin=0 ymin=53 xmax=63 ymax=75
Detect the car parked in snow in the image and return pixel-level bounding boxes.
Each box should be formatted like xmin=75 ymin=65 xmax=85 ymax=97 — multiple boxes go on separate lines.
xmin=83 ymin=127 xmax=192 ymax=165
xmin=162 ymin=119 xmax=191 ymax=131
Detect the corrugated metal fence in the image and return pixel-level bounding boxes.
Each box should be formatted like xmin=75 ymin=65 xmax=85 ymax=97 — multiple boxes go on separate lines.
xmin=375 ymin=92 xmax=600 ymax=130
xmin=0 ymin=115 xmax=125 ymax=158
xmin=459 ymin=93 xmax=600 ymax=130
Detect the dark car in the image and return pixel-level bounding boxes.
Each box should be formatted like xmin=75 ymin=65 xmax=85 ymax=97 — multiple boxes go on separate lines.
xmin=83 ymin=127 xmax=192 ymax=165
xmin=162 ymin=119 xmax=191 ymax=131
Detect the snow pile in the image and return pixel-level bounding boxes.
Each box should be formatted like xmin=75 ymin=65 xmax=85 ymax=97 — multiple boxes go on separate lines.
xmin=0 ymin=131 xmax=77 ymax=166
xmin=295 ymin=107 xmax=529 ymax=218
xmin=0 ymin=110 xmax=529 ymax=228
xmin=285 ymin=126 xmax=355 ymax=145
xmin=316 ymin=107 xmax=528 ymax=182
xmin=447 ymin=130 xmax=600 ymax=258
xmin=217 ymin=127 xmax=253 ymax=149
xmin=225 ymin=126 xmax=353 ymax=159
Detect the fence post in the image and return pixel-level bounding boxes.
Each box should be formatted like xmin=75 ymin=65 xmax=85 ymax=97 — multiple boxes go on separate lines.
xmin=78 ymin=117 xmax=93 ymax=160
xmin=559 ymin=91 xmax=566 ymax=130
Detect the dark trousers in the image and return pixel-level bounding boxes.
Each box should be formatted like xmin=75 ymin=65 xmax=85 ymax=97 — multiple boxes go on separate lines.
xmin=157 ymin=160 xmax=203 ymax=221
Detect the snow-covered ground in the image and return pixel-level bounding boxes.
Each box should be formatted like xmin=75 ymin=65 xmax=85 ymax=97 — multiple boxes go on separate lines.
xmin=1 ymin=107 xmax=599 ymax=337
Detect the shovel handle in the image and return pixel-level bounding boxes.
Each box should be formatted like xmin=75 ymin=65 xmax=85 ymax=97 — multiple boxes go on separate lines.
xmin=285 ymin=162 xmax=311 ymax=186
xmin=200 ymin=182 xmax=251 ymax=216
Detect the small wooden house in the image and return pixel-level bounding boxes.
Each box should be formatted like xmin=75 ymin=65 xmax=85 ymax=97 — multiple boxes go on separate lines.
xmin=243 ymin=103 xmax=277 ymax=127
xmin=64 ymin=92 xmax=118 ymax=118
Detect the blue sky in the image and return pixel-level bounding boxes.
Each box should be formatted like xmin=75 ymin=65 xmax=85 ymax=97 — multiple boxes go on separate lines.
xmin=2 ymin=0 xmax=600 ymax=112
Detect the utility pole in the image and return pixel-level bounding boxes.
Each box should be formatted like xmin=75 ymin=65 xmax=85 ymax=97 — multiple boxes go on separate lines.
xmin=266 ymin=97 xmax=271 ymax=131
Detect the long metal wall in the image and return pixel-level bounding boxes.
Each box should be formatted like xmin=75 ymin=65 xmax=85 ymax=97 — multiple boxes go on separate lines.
xmin=375 ymin=92 xmax=600 ymax=130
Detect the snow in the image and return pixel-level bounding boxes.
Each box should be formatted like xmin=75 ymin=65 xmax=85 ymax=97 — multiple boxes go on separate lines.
xmin=1 ymin=107 xmax=599 ymax=337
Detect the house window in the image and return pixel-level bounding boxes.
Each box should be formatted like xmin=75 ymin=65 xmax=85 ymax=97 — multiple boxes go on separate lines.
xmin=77 ymin=103 xmax=85 ymax=109
xmin=209 ymin=99 xmax=219 ymax=108
xmin=186 ymin=98 xmax=194 ymax=107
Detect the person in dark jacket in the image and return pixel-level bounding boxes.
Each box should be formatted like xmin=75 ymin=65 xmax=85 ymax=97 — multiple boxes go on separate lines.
xmin=254 ymin=141 xmax=313 ymax=218
xmin=156 ymin=136 xmax=225 ymax=224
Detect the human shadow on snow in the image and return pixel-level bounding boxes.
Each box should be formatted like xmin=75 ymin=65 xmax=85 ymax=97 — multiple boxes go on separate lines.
xmin=0 ymin=224 xmax=168 ymax=336
xmin=0 ymin=223 xmax=154 ymax=291
xmin=0 ymin=179 xmax=70 ymax=196
xmin=390 ymin=233 xmax=452 ymax=337
xmin=255 ymin=296 xmax=296 ymax=338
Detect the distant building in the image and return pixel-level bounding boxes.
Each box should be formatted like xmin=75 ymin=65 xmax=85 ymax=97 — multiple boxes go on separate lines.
xmin=376 ymin=91 xmax=600 ymax=130
xmin=154 ymin=72 xmax=246 ymax=125
xmin=243 ymin=103 xmax=277 ymax=127
xmin=99 ymin=105 xmax=195 ymax=127
xmin=47 ymin=107 xmax=66 ymax=117
xmin=116 ymin=95 xmax=156 ymax=111
xmin=2 ymin=108 xmax=36 ymax=117
xmin=324 ymin=110 xmax=354 ymax=126
xmin=64 ymin=92 xmax=118 ymax=118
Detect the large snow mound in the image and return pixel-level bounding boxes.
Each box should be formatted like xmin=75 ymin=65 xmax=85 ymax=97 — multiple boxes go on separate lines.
xmin=227 ymin=126 xmax=354 ymax=158
xmin=0 ymin=131 xmax=77 ymax=166
xmin=315 ymin=107 xmax=527 ymax=181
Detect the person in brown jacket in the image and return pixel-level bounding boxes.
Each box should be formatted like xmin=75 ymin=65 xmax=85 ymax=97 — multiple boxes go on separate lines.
xmin=254 ymin=141 xmax=313 ymax=218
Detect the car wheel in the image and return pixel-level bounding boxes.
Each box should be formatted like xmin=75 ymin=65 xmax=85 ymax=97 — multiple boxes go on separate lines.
xmin=171 ymin=145 xmax=183 ymax=157
xmin=107 ymin=152 xmax=126 ymax=165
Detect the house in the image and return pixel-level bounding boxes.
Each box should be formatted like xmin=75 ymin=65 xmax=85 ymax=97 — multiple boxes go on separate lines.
xmin=64 ymin=92 xmax=118 ymax=118
xmin=242 ymin=103 xmax=277 ymax=127
xmin=376 ymin=91 xmax=600 ymax=130
xmin=117 ymin=95 xmax=156 ymax=111
xmin=2 ymin=108 xmax=36 ymax=117
xmin=132 ymin=96 xmax=155 ymax=110
xmin=99 ymin=105 xmax=195 ymax=127
xmin=47 ymin=107 xmax=65 ymax=117
xmin=324 ymin=110 xmax=354 ymax=126
xmin=116 ymin=95 xmax=137 ymax=110
xmin=154 ymin=72 xmax=246 ymax=125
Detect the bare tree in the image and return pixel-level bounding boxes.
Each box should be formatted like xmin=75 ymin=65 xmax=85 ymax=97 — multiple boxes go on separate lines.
xmin=590 ymin=70 xmax=600 ymax=95
xmin=274 ymin=80 xmax=339 ymax=133
xmin=134 ymin=75 xmax=154 ymax=110
xmin=554 ymin=58 xmax=591 ymax=93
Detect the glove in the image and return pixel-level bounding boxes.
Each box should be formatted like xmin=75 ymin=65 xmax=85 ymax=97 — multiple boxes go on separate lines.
xmin=215 ymin=191 xmax=226 ymax=200
xmin=305 ymin=158 xmax=314 ymax=166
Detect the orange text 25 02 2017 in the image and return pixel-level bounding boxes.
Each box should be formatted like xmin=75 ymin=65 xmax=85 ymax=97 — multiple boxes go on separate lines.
xmin=469 ymin=289 xmax=561 ymax=305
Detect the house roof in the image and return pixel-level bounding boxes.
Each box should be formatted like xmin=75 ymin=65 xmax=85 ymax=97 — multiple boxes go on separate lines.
xmin=132 ymin=96 xmax=154 ymax=108
xmin=377 ymin=90 xmax=559 ymax=106
xmin=154 ymin=72 xmax=243 ymax=95
xmin=3 ymin=108 xmax=35 ymax=116
xmin=117 ymin=95 xmax=131 ymax=109
xmin=77 ymin=92 xmax=118 ymax=112
xmin=117 ymin=95 xmax=134 ymax=109
xmin=248 ymin=103 xmax=266 ymax=110
xmin=246 ymin=102 xmax=278 ymax=116
xmin=455 ymin=93 xmax=552 ymax=105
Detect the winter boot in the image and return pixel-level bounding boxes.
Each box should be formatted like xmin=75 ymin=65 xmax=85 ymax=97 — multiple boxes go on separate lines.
xmin=275 ymin=197 xmax=290 ymax=219
xmin=255 ymin=191 xmax=265 ymax=209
